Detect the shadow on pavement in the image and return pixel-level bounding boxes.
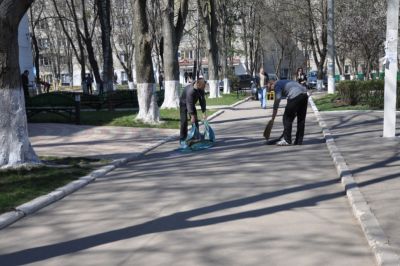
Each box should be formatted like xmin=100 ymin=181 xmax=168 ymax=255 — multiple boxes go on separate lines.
xmin=0 ymin=178 xmax=342 ymax=265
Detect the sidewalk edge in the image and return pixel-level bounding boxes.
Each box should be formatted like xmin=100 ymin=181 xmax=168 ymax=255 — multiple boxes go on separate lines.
xmin=0 ymin=107 xmax=227 ymax=230
xmin=309 ymin=96 xmax=400 ymax=266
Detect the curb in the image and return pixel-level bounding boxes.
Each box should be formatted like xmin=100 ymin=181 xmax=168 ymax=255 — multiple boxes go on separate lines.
xmin=230 ymin=96 xmax=252 ymax=108
xmin=0 ymin=99 xmax=233 ymax=230
xmin=309 ymin=96 xmax=400 ymax=266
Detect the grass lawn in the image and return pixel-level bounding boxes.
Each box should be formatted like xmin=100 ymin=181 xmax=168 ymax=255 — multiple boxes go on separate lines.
xmin=28 ymin=109 xmax=219 ymax=129
xmin=0 ymin=157 xmax=108 ymax=214
xmin=27 ymin=92 xmax=249 ymax=128
xmin=206 ymin=92 xmax=248 ymax=106
xmin=313 ymin=93 xmax=375 ymax=111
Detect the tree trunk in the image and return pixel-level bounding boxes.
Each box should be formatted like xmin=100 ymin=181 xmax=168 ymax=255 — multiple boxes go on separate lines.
xmin=199 ymin=0 xmax=219 ymax=98
xmin=0 ymin=1 xmax=40 ymax=168
xmin=97 ymin=0 xmax=114 ymax=92
xmin=160 ymin=0 xmax=188 ymax=109
xmin=160 ymin=1 xmax=180 ymax=108
xmin=133 ymin=0 xmax=160 ymax=123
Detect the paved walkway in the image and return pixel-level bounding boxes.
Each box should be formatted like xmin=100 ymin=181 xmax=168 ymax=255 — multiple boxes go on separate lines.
xmin=0 ymin=99 xmax=378 ymax=265
xmin=28 ymin=123 xmax=178 ymax=159
xmin=320 ymin=110 xmax=400 ymax=257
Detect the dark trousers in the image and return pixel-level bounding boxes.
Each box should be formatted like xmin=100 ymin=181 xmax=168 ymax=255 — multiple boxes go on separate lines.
xmin=282 ymin=93 xmax=308 ymax=145
xmin=180 ymin=104 xmax=199 ymax=141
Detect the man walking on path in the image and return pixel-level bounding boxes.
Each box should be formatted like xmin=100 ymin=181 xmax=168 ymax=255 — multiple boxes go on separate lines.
xmin=21 ymin=70 xmax=30 ymax=99
xmin=258 ymin=68 xmax=269 ymax=109
xmin=269 ymin=79 xmax=308 ymax=146
xmin=179 ymin=78 xmax=207 ymax=144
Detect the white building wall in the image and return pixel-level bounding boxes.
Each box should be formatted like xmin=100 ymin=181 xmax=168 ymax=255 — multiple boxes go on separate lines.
xmin=18 ymin=14 xmax=34 ymax=84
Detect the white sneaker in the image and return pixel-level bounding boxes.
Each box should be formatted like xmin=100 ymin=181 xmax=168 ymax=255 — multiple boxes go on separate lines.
xmin=276 ymin=139 xmax=291 ymax=146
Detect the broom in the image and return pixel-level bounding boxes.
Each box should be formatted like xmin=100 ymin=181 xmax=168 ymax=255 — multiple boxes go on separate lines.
xmin=263 ymin=119 xmax=274 ymax=140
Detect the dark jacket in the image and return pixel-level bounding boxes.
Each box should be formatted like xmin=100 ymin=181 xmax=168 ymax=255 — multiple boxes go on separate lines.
xmin=180 ymin=83 xmax=206 ymax=115
xmin=297 ymin=73 xmax=307 ymax=85
xmin=21 ymin=74 xmax=29 ymax=89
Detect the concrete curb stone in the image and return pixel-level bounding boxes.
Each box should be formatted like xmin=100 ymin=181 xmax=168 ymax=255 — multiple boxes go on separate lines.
xmin=0 ymin=97 xmax=248 ymax=230
xmin=309 ymin=95 xmax=400 ymax=266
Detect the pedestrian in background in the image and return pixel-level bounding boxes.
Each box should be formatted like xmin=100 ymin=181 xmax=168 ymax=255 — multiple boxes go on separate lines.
xmin=296 ymin=67 xmax=307 ymax=88
xmin=159 ymin=72 xmax=164 ymax=90
xmin=21 ymin=70 xmax=30 ymax=99
xmin=257 ymin=68 xmax=269 ymax=109
xmin=85 ymin=74 xmax=93 ymax=94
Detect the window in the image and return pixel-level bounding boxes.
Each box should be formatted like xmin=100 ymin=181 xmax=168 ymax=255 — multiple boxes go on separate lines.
xmin=61 ymin=74 xmax=71 ymax=85
xmin=119 ymin=52 xmax=127 ymax=63
xmin=189 ymin=50 xmax=193 ymax=59
xmin=121 ymin=71 xmax=128 ymax=84
xmin=38 ymin=38 xmax=50 ymax=49
xmin=39 ymin=55 xmax=51 ymax=66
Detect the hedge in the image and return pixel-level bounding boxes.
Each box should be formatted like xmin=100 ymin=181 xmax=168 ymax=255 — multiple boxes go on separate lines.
xmin=336 ymin=80 xmax=400 ymax=109
xmin=27 ymin=90 xmax=165 ymax=110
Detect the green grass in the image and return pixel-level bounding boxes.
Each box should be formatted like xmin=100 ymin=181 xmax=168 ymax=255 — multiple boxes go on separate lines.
xmin=206 ymin=92 xmax=247 ymax=106
xmin=27 ymin=93 xmax=247 ymax=128
xmin=28 ymin=109 xmax=218 ymax=129
xmin=313 ymin=93 xmax=374 ymax=111
xmin=0 ymin=157 xmax=107 ymax=214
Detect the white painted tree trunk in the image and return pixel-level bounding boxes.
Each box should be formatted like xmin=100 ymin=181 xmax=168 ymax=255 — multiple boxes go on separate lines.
xmin=161 ymin=80 xmax=180 ymax=109
xmin=0 ymin=89 xmax=40 ymax=169
xmin=128 ymin=81 xmax=135 ymax=90
xmin=136 ymin=83 xmax=160 ymax=124
xmin=208 ymin=80 xmax=219 ymax=98
xmin=223 ymin=78 xmax=230 ymax=94
xmin=317 ymin=79 xmax=324 ymax=91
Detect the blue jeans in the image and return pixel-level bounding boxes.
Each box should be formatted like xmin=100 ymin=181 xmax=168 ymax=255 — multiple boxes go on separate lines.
xmin=257 ymin=87 xmax=267 ymax=109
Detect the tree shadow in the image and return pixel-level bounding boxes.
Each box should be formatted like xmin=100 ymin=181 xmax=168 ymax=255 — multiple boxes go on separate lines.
xmin=0 ymin=178 xmax=342 ymax=265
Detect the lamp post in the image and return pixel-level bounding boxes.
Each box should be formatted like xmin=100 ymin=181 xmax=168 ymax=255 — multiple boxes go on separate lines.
xmin=383 ymin=0 xmax=399 ymax=138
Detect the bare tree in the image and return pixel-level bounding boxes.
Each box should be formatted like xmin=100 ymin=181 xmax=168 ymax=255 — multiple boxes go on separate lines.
xmin=96 ymin=0 xmax=114 ymax=92
xmin=335 ymin=0 xmax=386 ymax=79
xmin=111 ymin=0 xmax=135 ymax=89
xmin=133 ymin=0 xmax=160 ymax=123
xmin=51 ymin=0 xmax=88 ymax=90
xmin=147 ymin=0 xmax=163 ymax=84
xmin=216 ymin=0 xmax=240 ymax=94
xmin=0 ymin=0 xmax=40 ymax=168
xmin=28 ymin=0 xmax=44 ymax=83
xmin=305 ymin=0 xmax=328 ymax=89
xmin=160 ymin=0 xmax=189 ymax=108
xmin=198 ymin=0 xmax=219 ymax=98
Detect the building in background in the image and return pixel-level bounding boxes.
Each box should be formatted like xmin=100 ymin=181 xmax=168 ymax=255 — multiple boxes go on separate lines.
xmin=18 ymin=14 xmax=34 ymax=87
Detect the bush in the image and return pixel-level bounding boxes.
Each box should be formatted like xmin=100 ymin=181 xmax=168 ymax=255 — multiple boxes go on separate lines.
xmin=26 ymin=92 xmax=75 ymax=107
xmin=227 ymin=74 xmax=239 ymax=90
xmin=336 ymin=80 xmax=399 ymax=109
xmin=27 ymin=89 xmax=165 ymax=110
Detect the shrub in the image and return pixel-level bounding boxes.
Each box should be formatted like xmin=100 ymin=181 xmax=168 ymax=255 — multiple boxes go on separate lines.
xmin=27 ymin=89 xmax=165 ymax=110
xmin=26 ymin=92 xmax=75 ymax=107
xmin=336 ymin=80 xmax=399 ymax=109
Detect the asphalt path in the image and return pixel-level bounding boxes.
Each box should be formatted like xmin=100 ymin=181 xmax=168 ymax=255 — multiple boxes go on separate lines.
xmin=0 ymin=100 xmax=375 ymax=266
